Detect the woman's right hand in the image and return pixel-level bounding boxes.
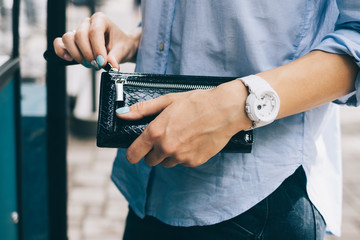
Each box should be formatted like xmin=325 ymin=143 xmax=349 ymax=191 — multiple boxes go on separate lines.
xmin=53 ymin=12 xmax=141 ymax=70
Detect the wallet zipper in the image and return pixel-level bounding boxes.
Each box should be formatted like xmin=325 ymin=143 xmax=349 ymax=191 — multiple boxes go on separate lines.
xmin=112 ymin=73 xmax=216 ymax=102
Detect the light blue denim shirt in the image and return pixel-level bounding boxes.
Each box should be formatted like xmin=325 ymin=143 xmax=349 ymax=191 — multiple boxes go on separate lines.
xmin=112 ymin=0 xmax=360 ymax=236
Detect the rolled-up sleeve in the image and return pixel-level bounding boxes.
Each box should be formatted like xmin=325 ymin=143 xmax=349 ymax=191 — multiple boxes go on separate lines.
xmin=314 ymin=0 xmax=360 ymax=106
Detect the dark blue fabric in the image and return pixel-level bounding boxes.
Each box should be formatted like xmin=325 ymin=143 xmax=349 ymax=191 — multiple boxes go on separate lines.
xmin=123 ymin=167 xmax=326 ymax=240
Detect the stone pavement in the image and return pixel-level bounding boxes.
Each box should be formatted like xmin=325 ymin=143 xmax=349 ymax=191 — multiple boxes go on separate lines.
xmin=67 ymin=135 xmax=123 ymax=240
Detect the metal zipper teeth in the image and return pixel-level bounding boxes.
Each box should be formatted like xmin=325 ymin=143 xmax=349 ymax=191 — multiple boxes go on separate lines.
xmin=121 ymin=80 xmax=216 ymax=90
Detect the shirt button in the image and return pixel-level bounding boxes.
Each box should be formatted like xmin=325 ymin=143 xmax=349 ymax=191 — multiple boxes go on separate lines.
xmin=159 ymin=43 xmax=164 ymax=51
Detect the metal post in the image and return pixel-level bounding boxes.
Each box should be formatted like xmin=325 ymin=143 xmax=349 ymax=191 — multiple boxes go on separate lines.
xmin=90 ymin=0 xmax=96 ymax=113
xmin=46 ymin=0 xmax=68 ymax=239
xmin=12 ymin=0 xmax=22 ymax=239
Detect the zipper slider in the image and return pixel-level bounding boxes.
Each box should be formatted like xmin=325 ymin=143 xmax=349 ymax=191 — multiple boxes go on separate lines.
xmin=103 ymin=62 xmax=123 ymax=101
xmin=115 ymin=76 xmax=127 ymax=102
xmin=103 ymin=62 xmax=119 ymax=73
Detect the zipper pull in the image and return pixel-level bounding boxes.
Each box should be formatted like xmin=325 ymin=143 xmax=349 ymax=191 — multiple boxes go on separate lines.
xmin=104 ymin=62 xmax=123 ymax=101
xmin=115 ymin=79 xmax=124 ymax=102
xmin=115 ymin=76 xmax=128 ymax=102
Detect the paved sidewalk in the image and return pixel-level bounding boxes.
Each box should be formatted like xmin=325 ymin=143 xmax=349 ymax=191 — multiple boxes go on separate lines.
xmin=67 ymin=136 xmax=123 ymax=240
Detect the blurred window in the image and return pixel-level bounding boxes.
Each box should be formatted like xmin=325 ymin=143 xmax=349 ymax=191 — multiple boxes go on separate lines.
xmin=0 ymin=0 xmax=13 ymax=65
xmin=19 ymin=0 xmax=47 ymax=83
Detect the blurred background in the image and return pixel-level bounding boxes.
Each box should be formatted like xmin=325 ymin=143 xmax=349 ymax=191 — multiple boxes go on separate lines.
xmin=0 ymin=0 xmax=359 ymax=239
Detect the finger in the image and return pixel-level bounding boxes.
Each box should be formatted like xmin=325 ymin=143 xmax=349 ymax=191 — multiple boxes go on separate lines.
xmin=53 ymin=38 xmax=73 ymax=61
xmin=89 ymin=12 xmax=109 ymax=67
xmin=161 ymin=158 xmax=179 ymax=168
xmin=74 ymin=18 xmax=95 ymax=65
xmin=116 ymin=94 xmax=174 ymax=120
xmin=143 ymin=147 xmax=167 ymax=167
xmin=62 ymin=31 xmax=84 ymax=64
xmin=126 ymin=129 xmax=154 ymax=164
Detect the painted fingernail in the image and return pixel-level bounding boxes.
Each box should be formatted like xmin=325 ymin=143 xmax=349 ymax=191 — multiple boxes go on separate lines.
xmin=90 ymin=60 xmax=100 ymax=70
xmin=96 ymin=55 xmax=105 ymax=67
xmin=116 ymin=107 xmax=130 ymax=115
xmin=63 ymin=53 xmax=73 ymax=61
xmin=81 ymin=60 xmax=91 ymax=68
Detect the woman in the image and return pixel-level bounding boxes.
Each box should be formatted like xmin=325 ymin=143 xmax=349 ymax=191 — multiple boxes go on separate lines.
xmin=54 ymin=1 xmax=360 ymax=239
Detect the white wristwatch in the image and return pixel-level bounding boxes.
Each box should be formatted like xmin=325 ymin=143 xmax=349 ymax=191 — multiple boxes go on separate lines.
xmin=240 ymin=75 xmax=280 ymax=130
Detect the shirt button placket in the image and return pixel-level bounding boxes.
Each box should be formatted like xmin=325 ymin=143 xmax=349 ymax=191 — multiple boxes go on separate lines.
xmin=152 ymin=0 xmax=177 ymax=73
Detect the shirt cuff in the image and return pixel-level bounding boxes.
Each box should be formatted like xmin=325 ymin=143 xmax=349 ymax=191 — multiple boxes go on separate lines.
xmin=313 ymin=28 xmax=360 ymax=107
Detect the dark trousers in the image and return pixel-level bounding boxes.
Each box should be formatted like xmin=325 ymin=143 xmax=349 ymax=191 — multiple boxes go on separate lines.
xmin=123 ymin=167 xmax=326 ymax=240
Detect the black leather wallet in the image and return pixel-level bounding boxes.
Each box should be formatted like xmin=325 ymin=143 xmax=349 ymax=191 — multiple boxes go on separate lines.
xmin=97 ymin=71 xmax=253 ymax=152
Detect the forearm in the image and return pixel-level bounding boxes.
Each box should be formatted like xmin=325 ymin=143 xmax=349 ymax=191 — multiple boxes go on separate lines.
xmin=256 ymin=50 xmax=358 ymax=119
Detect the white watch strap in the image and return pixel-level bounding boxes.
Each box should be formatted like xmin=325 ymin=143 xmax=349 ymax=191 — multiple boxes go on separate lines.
xmin=241 ymin=75 xmax=272 ymax=97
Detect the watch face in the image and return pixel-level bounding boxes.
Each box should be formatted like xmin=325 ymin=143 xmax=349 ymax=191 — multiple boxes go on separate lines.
xmin=254 ymin=91 xmax=280 ymax=122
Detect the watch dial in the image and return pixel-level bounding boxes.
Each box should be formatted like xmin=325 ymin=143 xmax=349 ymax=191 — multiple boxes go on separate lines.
xmin=256 ymin=93 xmax=279 ymax=121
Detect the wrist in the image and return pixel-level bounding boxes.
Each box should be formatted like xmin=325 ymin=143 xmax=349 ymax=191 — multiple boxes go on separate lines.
xmin=215 ymin=80 xmax=253 ymax=132
xmin=129 ymin=26 xmax=142 ymax=51
xmin=237 ymin=81 xmax=254 ymax=131
xmin=125 ymin=27 xmax=142 ymax=63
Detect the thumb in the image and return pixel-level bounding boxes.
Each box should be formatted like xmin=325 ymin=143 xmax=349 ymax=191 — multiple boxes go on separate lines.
xmin=116 ymin=95 xmax=173 ymax=120
xmin=106 ymin=43 xmax=131 ymax=70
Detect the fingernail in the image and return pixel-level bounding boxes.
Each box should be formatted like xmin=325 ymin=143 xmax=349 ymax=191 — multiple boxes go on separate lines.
xmin=81 ymin=60 xmax=91 ymax=68
xmin=116 ymin=106 xmax=130 ymax=115
xmin=96 ymin=55 xmax=105 ymax=67
xmin=126 ymin=152 xmax=134 ymax=164
xmin=90 ymin=60 xmax=100 ymax=70
xmin=63 ymin=53 xmax=73 ymax=61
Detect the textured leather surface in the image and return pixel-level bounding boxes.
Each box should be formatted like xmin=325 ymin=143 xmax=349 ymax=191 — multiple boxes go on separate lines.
xmin=97 ymin=72 xmax=253 ymax=152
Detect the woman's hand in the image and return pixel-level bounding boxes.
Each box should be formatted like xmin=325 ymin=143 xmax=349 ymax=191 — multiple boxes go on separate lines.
xmin=116 ymin=80 xmax=252 ymax=168
xmin=53 ymin=12 xmax=141 ymax=69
